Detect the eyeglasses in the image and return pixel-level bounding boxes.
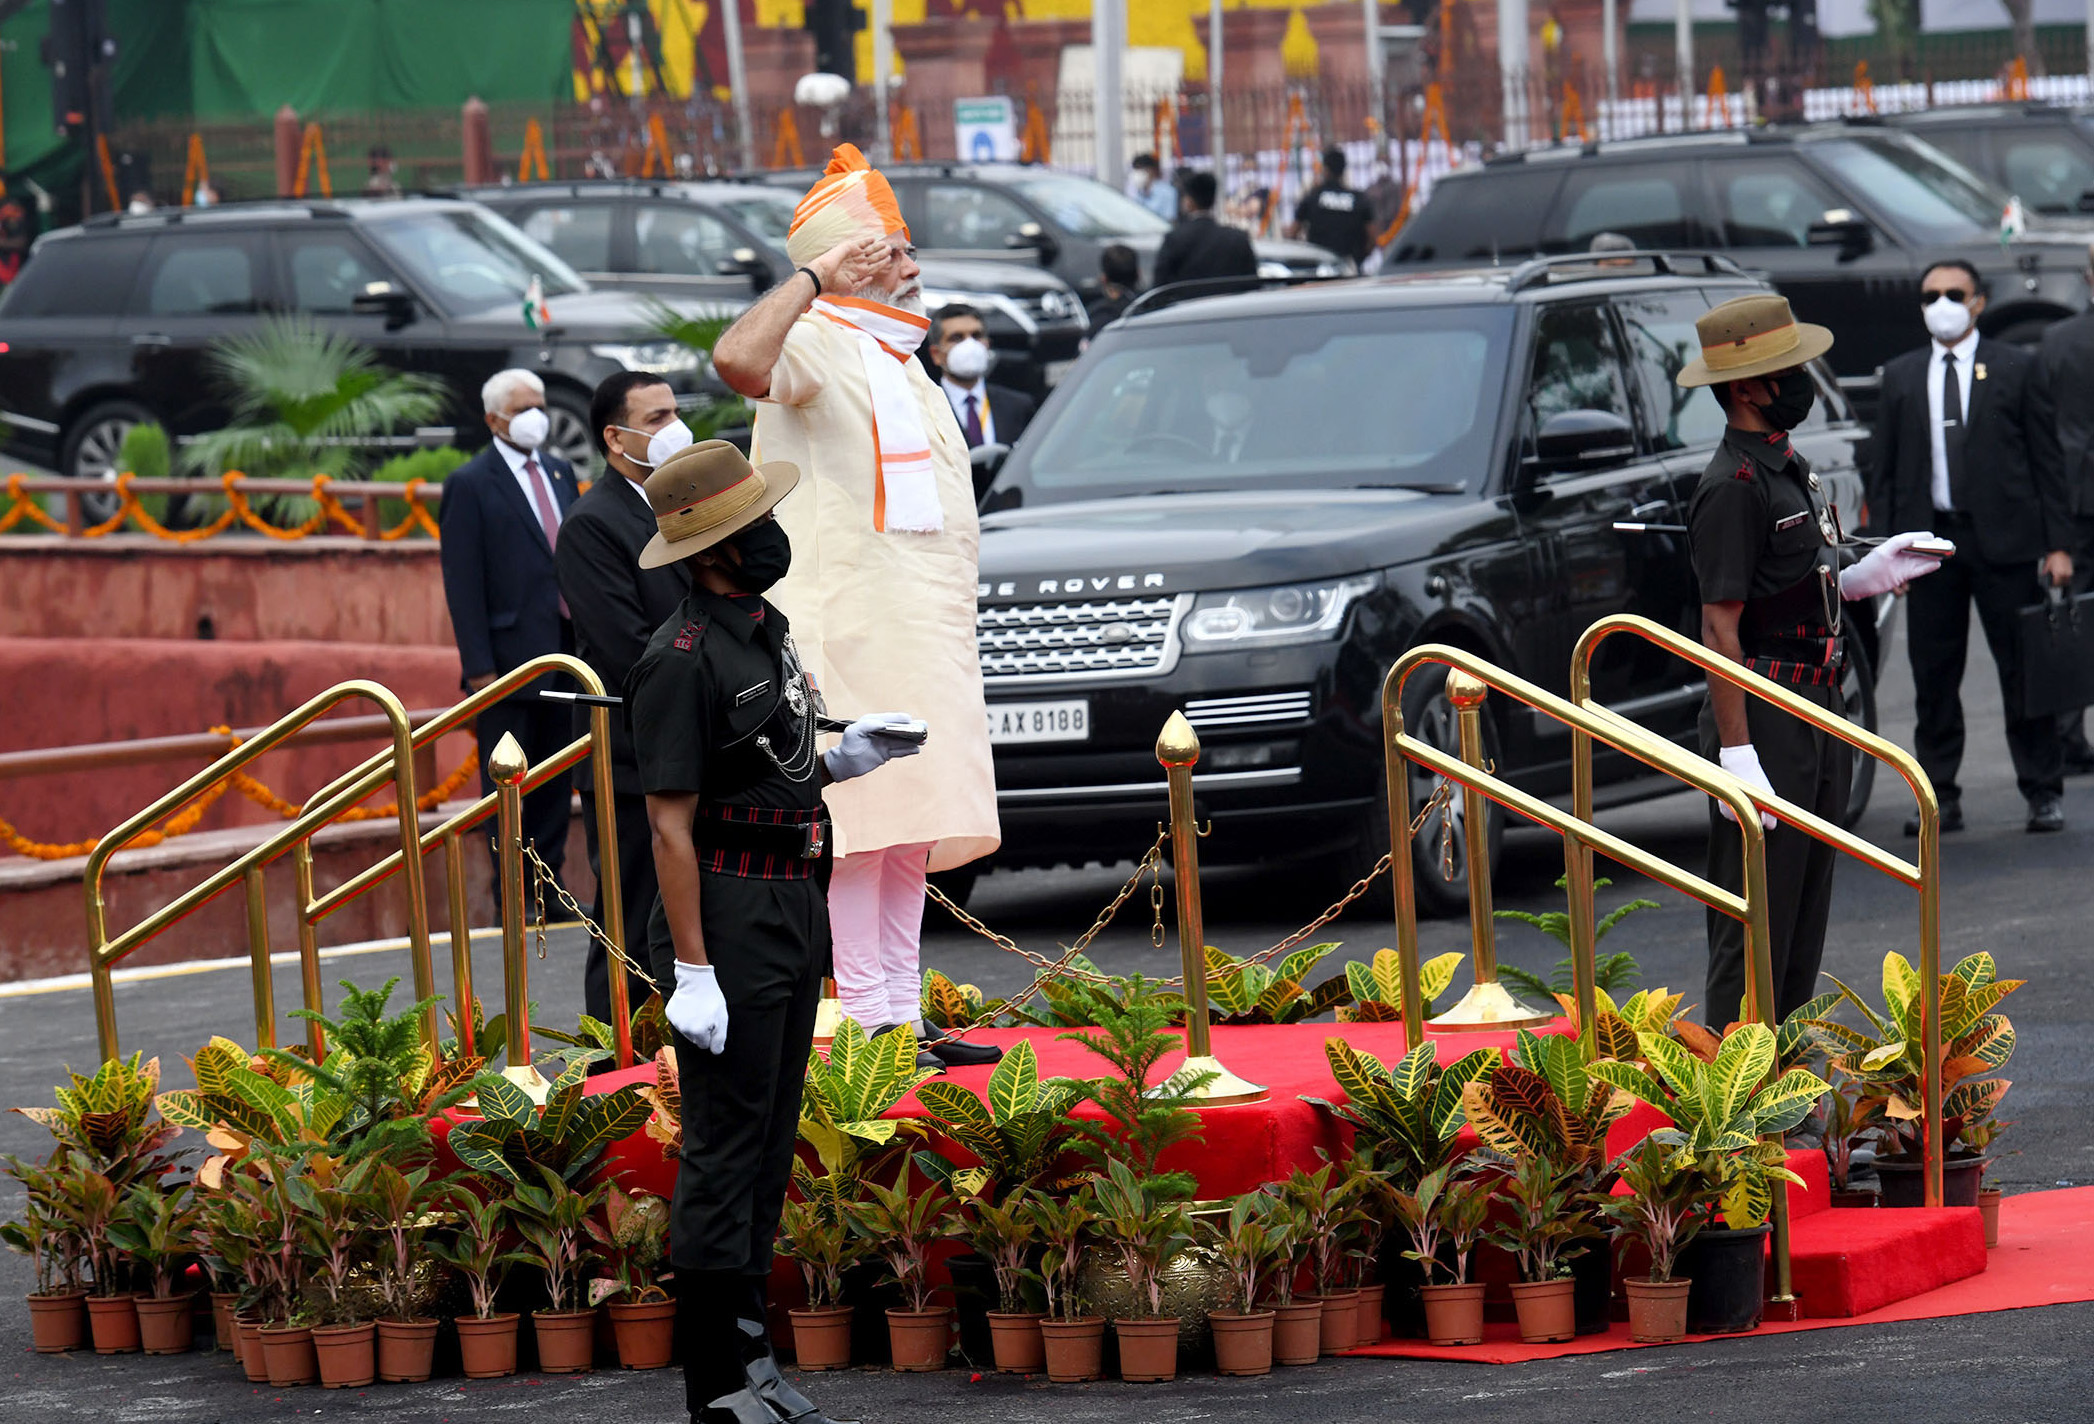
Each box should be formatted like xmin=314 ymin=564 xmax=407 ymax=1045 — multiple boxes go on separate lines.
xmin=1921 ymin=289 xmax=1970 ymax=305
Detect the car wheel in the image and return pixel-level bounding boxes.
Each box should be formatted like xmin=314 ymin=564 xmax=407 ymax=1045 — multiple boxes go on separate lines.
xmin=60 ymin=399 xmax=154 ymax=523
xmin=542 ymin=386 xmax=597 ymax=483
xmin=1841 ymin=631 xmax=1879 ymax=828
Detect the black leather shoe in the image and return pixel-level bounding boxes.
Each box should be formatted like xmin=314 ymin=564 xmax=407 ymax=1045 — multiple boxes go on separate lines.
xmin=2027 ymin=796 xmax=2065 ymax=833
xmin=1905 ymin=801 xmax=1963 ymax=837
xmin=923 ymin=1036 xmax=1004 ymax=1068
xmin=740 ymin=1318 xmax=861 ymax=1424
xmin=699 ymin=1389 xmax=787 ymax=1424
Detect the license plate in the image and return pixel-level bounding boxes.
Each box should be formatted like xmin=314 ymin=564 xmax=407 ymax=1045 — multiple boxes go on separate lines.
xmin=986 ymin=700 xmax=1089 ymax=745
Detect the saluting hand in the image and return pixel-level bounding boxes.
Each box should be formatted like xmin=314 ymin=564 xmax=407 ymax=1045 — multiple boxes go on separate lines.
xmin=667 ymin=961 xmax=729 ymax=1054
xmin=810 ymin=236 xmax=892 ymax=298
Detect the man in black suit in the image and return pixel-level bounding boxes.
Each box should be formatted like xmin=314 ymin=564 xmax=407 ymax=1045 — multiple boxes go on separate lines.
xmin=555 ymin=371 xmax=693 ymax=1025
xmin=926 ymin=302 xmax=1035 ymax=503
xmin=1152 ymin=169 xmax=1257 ymax=291
xmin=439 ymin=368 xmax=582 ymax=889
xmin=1871 ymin=259 xmax=2075 ymax=834
xmin=2035 ymin=256 xmax=2094 ymax=774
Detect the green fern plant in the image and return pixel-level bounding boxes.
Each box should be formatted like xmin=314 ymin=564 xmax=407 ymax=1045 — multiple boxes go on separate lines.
xmin=265 ymin=978 xmax=465 ymax=1163
xmin=645 ymin=298 xmax=749 ymax=441
xmin=1496 ymin=875 xmax=1654 ymax=1003
xmin=1057 ymin=975 xmax=1211 ymax=1199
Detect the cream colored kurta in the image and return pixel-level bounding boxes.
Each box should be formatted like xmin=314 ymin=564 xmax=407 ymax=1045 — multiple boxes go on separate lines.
xmin=754 ymin=314 xmax=1000 ymax=872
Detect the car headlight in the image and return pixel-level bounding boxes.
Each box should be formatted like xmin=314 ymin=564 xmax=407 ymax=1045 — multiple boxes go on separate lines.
xmin=590 ymin=341 xmax=702 ymax=374
xmin=1255 ymin=260 xmax=1293 ymax=280
xmin=1181 ymin=575 xmax=1377 ymax=652
xmin=1314 ymin=260 xmax=1345 ymax=277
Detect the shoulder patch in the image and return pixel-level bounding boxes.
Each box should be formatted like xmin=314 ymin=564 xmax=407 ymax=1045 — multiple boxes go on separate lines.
xmin=671 ymin=619 xmax=703 ymax=652
xmin=1734 ymin=461 xmax=1755 ymax=481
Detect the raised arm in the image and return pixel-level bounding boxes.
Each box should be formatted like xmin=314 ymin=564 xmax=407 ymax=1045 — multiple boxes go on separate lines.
xmin=713 ymin=235 xmax=894 ymax=400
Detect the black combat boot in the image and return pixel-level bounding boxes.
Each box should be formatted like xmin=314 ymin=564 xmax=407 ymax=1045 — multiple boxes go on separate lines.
xmin=739 ymin=1275 xmax=861 ymax=1424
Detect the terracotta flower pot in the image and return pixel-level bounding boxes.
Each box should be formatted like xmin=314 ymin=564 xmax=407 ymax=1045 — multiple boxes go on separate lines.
xmin=1419 ymin=1282 xmax=1487 ymax=1346
xmin=136 ymin=1294 xmax=195 ymax=1355
xmin=1354 ymin=1282 xmax=1386 ymax=1346
xmin=376 ymin=1317 xmax=440 ymax=1382
xmin=609 ymin=1298 xmax=677 ymax=1370
xmin=987 ymin=1310 xmax=1045 ymax=1373
xmin=1039 ymin=1316 xmax=1105 ymax=1382
xmin=237 ymin=1318 xmax=270 ymax=1381
xmin=1113 ymin=1316 xmax=1181 ymax=1382
xmin=456 ymin=1313 xmax=520 ymax=1379
xmin=312 ymin=1322 xmax=376 ymax=1388
xmin=534 ymin=1309 xmax=600 ymax=1374
xmin=87 ymin=1293 xmax=141 ymax=1354
xmin=885 ymin=1307 xmax=951 ymax=1373
xmin=1317 ymin=1288 xmax=1360 ymax=1355
xmin=27 ymin=1290 xmax=88 ymax=1353
xmin=1980 ymin=1186 xmax=2003 ymax=1247
xmin=210 ymin=1291 xmax=240 ymax=1351
xmin=1510 ymin=1279 xmax=1577 ymax=1344
xmin=1270 ymin=1299 xmax=1324 ymax=1365
xmin=788 ymin=1306 xmax=853 ymax=1371
xmin=261 ymin=1324 xmax=319 ymax=1386
xmin=1209 ymin=1309 xmax=1275 ymax=1376
xmin=1623 ymin=1277 xmax=1693 ymax=1343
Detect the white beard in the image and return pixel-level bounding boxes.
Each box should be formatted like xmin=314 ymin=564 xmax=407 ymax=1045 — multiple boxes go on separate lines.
xmin=853 ymin=280 xmax=926 ymax=321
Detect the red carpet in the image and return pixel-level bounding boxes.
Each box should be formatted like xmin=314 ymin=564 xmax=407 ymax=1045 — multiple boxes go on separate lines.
xmin=1347 ymin=1187 xmax=2094 ymax=1362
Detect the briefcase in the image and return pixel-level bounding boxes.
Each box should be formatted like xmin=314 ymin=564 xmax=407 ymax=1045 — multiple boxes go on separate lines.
xmin=2015 ymin=585 xmax=2094 ymax=721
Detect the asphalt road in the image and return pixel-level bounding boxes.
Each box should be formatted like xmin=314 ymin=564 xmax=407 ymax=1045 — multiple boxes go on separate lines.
xmin=3 ymin=615 xmax=2091 ymax=1421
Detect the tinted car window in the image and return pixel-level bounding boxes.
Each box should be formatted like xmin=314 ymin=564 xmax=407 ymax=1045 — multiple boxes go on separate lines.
xmin=1002 ymin=174 xmax=1170 ymax=237
xmin=517 ymin=204 xmax=615 ymax=271
xmin=0 ymin=235 xmax=149 ymax=317
xmin=1615 ymin=288 xmax=1723 ymax=451
xmin=1016 ymin=305 xmax=1513 ymax=500
xmin=364 ymin=209 xmax=584 ymax=315
xmin=1998 ymin=135 xmax=2094 ymax=214
xmin=1391 ymin=169 xmax=1564 ymax=261
xmin=718 ymin=194 xmax=795 ymax=249
xmin=1805 ymin=136 xmax=1998 ymax=244
xmin=1713 ymin=159 xmax=1840 ymax=246
xmin=634 ymin=207 xmax=737 ymax=274
xmin=1544 ymin=164 xmax=1701 ymax=253
xmin=923 ymin=183 xmax=1033 ymax=248
xmin=281 ymin=232 xmax=388 ymax=313
xmin=138 ymin=234 xmax=260 ymax=315
xmin=1527 ymin=301 xmax=1633 ymax=435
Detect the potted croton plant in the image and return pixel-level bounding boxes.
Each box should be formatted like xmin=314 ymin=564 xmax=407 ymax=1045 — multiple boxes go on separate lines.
xmin=368 ymin=1162 xmax=454 ymax=1382
xmin=776 ymin=1197 xmax=867 ymax=1371
xmin=846 ymin=1154 xmax=956 ymax=1373
xmin=1025 ymin=1187 xmax=1102 ymax=1383
xmin=1207 ymin=1191 xmax=1291 ymax=1377
xmin=109 ymin=1180 xmax=199 ymax=1356
xmin=953 ymin=1186 xmax=1044 ymax=1374
xmin=2 ymin=1154 xmax=90 ymax=1354
xmin=428 ymin=1192 xmax=519 ymax=1379
xmin=1279 ymin=1160 xmax=1368 ymax=1356
xmin=1392 ymin=1163 xmax=1493 ymax=1347
xmin=510 ymin=1164 xmax=609 ymax=1374
xmin=1485 ymin=1154 xmax=1600 ymax=1344
xmin=57 ymin=1164 xmax=141 ymax=1354
xmin=294 ymin=1158 xmax=379 ymax=1389
xmin=1090 ymin=1156 xmax=1195 ymax=1383
xmin=594 ymin=1185 xmax=676 ymax=1370
xmin=1600 ymin=1138 xmax=1719 ymax=1344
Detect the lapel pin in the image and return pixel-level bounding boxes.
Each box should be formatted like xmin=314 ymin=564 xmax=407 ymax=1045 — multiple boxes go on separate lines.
xmin=1975 ymin=362 xmax=1988 ymax=381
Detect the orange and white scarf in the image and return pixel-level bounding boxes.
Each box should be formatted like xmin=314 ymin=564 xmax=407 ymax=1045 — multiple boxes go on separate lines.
xmin=812 ymin=296 xmax=942 ymax=534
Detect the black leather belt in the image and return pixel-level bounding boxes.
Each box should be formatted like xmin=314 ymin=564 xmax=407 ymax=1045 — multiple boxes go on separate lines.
xmin=693 ymin=804 xmax=829 ymax=861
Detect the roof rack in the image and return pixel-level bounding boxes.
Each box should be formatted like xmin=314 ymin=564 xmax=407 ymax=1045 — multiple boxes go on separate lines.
xmin=81 ymin=201 xmax=350 ymax=229
xmin=1118 ymin=270 xmax=1343 ymax=321
xmin=1504 ymin=249 xmax=1749 ymax=292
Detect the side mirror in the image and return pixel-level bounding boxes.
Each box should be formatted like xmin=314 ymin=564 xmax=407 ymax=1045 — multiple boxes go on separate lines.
xmin=1528 ymin=409 xmax=1636 ymax=474
xmin=351 ymin=280 xmax=417 ymax=329
xmin=1806 ymin=213 xmax=1873 ymax=261
xmin=969 ymin=440 xmax=1011 ymax=504
xmin=714 ymin=246 xmax=772 ymax=293
xmin=1004 ymin=220 xmax=1060 ymax=266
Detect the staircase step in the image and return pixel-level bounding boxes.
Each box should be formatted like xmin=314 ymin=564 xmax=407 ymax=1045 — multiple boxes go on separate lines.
xmin=1791 ymin=1206 xmax=1986 ymax=1318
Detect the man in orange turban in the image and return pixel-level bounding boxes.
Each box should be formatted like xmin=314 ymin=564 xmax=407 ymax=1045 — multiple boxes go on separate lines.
xmin=714 ymin=146 xmax=1001 ymax=1071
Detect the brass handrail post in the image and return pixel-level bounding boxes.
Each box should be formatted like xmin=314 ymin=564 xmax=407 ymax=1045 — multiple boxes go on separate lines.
xmin=1384 ymin=693 xmax=1428 ymax=1046
xmin=443 ymin=829 xmax=475 ymax=1057
xmin=490 ymin=733 xmax=549 ymax=1101
xmin=292 ymin=844 xmax=326 ymax=1060
xmin=1155 ymin=712 xmax=1265 ymax=1105
xmin=1562 ymin=831 xmax=1598 ymax=1055
xmin=588 ymin=700 xmax=634 ymax=1068
xmin=1429 ymin=671 xmax=1550 ymax=1030
xmin=1918 ymin=807 xmax=1942 ymax=1208
xmin=243 ymin=866 xmax=276 ymax=1051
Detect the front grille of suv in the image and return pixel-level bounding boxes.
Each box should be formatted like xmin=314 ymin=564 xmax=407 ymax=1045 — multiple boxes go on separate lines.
xmin=977 ymin=594 xmax=1189 ymax=683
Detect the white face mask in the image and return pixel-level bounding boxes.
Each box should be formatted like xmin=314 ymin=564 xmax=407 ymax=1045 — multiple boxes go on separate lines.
xmin=613 ymin=419 xmax=693 ymax=468
xmin=944 ymin=336 xmax=991 ymax=381
xmin=503 ymin=406 xmax=549 ymax=451
xmin=1923 ymin=295 xmax=1973 ymax=344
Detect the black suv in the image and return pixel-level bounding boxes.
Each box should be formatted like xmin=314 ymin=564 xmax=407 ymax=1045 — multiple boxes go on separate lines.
xmin=1885 ymin=104 xmax=2094 ymax=218
xmin=1387 ymin=126 xmax=2094 ymax=399
xmin=458 ymin=179 xmax=1089 ymax=395
xmin=0 ymin=198 xmax=712 ymax=483
xmin=969 ymin=254 xmax=1878 ymax=909
xmin=761 ymin=163 xmax=1344 ymax=291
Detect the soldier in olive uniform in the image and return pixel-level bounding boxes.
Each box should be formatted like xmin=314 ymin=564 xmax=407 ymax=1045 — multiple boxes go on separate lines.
xmin=1677 ymin=294 xmax=1946 ymax=1025
xmin=627 ymin=440 xmax=921 ymax=1424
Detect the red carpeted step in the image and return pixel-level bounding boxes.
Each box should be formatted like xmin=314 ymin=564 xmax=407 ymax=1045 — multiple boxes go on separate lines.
xmin=1791 ymin=1205 xmax=1986 ymax=1318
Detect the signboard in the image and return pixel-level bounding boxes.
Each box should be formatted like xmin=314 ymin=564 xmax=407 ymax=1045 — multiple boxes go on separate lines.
xmin=954 ymin=96 xmax=1019 ymax=163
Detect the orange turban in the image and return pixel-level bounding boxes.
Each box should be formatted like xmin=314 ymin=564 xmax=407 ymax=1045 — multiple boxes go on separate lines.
xmin=787 ymin=144 xmax=908 ymax=266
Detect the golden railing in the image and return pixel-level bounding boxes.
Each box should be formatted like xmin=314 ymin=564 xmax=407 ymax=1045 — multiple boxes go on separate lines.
xmin=1571 ymin=613 xmax=1945 ymax=1209
xmin=83 ymin=655 xmax=632 ymax=1074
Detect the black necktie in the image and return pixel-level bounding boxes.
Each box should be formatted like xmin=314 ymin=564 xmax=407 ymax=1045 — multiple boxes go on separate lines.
xmin=963 ymin=394 xmax=983 ymax=448
xmin=1940 ymin=352 xmax=1967 ymax=512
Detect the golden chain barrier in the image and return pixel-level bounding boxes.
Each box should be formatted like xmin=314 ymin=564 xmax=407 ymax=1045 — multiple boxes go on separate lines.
xmin=522 ymin=840 xmax=663 ymax=997
xmin=0 ymin=730 xmax=479 ymax=862
xmin=0 ymin=471 xmax=442 ymax=542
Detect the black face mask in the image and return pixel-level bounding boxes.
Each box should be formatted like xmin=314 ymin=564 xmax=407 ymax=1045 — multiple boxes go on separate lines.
xmin=1759 ymin=369 xmax=1817 ymax=431
xmin=723 ymin=520 xmax=792 ymax=594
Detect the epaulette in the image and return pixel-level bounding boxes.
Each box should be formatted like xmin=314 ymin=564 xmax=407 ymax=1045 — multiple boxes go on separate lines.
xmin=1733 ymin=461 xmax=1754 ymax=481
xmin=670 ymin=616 xmax=708 ymax=653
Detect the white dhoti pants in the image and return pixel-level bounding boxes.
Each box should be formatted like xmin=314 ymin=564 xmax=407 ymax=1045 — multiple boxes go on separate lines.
xmin=827 ymin=842 xmax=932 ymax=1029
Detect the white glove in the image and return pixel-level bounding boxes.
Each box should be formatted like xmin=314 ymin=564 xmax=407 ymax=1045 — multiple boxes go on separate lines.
xmin=822 ymin=712 xmax=924 ymax=783
xmin=1717 ymin=744 xmax=1780 ymax=831
xmin=667 ymin=962 xmax=728 ymax=1054
xmin=1840 ymin=531 xmax=1945 ymax=600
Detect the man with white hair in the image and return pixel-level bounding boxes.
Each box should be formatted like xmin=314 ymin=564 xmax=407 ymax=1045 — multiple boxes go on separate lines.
xmin=714 ymin=144 xmax=1001 ymax=1068
xmin=439 ymin=367 xmax=583 ymax=892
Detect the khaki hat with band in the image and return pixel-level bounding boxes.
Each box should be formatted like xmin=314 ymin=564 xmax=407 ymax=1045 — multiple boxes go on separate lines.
xmin=637 ymin=440 xmax=801 ymax=569
xmin=1676 ymin=292 xmax=1835 ymax=389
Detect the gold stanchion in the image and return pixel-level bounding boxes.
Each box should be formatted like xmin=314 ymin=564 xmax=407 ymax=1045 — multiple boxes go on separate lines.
xmin=1426 ymin=670 xmax=1552 ymax=1031
xmin=443 ymin=829 xmax=475 ymax=1058
xmin=490 ymin=732 xmax=549 ymax=1102
xmin=1155 ymin=712 xmax=1265 ymax=1105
